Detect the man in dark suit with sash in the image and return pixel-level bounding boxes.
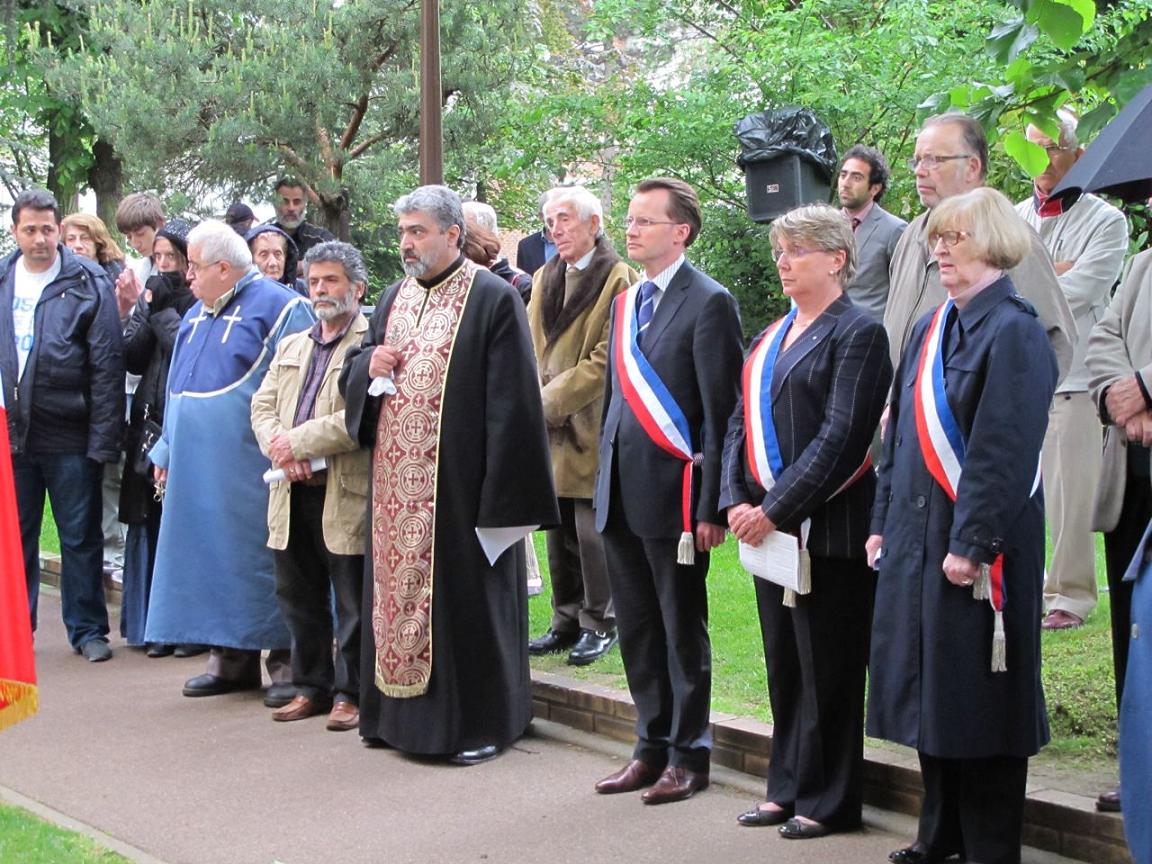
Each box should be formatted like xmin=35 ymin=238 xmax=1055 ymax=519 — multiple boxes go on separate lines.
xmin=592 ymin=177 xmax=743 ymax=803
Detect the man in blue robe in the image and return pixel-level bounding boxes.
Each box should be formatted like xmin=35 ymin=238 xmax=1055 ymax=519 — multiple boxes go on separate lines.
xmin=146 ymin=221 xmax=314 ymax=703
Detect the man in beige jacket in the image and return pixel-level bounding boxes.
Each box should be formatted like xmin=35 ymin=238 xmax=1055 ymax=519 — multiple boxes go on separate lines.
xmin=527 ymin=186 xmax=637 ymax=666
xmin=251 ymin=241 xmax=370 ymax=731
xmin=1086 ymin=246 xmax=1151 ymax=814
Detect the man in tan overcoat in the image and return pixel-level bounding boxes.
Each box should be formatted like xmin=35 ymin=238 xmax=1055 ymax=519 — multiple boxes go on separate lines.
xmin=1086 ymin=245 xmax=1151 ymax=814
xmin=526 ymin=186 xmax=637 ymax=666
xmin=251 ymin=241 xmax=370 ymax=731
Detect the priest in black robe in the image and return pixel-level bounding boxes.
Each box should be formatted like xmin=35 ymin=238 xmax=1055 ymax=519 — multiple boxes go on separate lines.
xmin=341 ymin=185 xmax=559 ymax=765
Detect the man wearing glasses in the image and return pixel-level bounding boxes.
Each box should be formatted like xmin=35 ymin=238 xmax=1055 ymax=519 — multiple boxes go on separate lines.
xmin=883 ymin=112 xmax=1075 ymax=381
xmin=146 ymin=221 xmax=315 ymax=704
xmin=592 ymin=178 xmax=743 ymax=804
xmin=1014 ymin=114 xmax=1128 ymax=635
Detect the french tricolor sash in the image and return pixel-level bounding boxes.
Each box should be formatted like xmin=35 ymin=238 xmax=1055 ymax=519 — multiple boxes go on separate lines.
xmin=742 ymin=311 xmax=873 ymax=605
xmin=611 ymin=288 xmax=700 ymax=565
xmin=913 ymin=300 xmax=1039 ymax=672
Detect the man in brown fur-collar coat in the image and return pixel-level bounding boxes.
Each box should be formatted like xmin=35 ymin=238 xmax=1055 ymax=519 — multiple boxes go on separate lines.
xmin=526 ymin=186 xmax=637 ymax=666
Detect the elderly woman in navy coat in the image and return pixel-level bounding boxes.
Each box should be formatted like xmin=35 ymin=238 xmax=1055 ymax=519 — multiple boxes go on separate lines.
xmin=720 ymin=204 xmax=892 ymax=840
xmin=867 ymin=187 xmax=1058 ymax=864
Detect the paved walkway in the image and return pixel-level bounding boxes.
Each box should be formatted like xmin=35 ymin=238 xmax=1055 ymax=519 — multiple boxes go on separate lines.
xmin=1 ymin=594 xmax=1077 ymax=864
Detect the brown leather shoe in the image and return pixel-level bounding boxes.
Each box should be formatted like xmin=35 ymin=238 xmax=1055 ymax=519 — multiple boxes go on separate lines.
xmin=272 ymin=694 xmax=330 ymax=722
xmin=1042 ymin=609 xmax=1083 ymax=630
xmin=326 ymin=700 xmax=360 ymax=732
xmin=594 ymin=759 xmax=664 ymax=794
xmin=641 ymin=766 xmax=709 ymax=805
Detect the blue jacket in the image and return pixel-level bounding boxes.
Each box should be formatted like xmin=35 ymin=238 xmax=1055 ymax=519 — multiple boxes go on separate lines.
xmin=0 ymin=245 xmax=125 ymax=461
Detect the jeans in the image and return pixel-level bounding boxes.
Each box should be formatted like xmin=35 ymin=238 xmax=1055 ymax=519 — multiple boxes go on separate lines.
xmin=14 ymin=451 xmax=110 ymax=648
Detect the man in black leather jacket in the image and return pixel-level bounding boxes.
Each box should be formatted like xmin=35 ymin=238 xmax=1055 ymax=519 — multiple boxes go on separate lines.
xmin=0 ymin=189 xmax=125 ymax=662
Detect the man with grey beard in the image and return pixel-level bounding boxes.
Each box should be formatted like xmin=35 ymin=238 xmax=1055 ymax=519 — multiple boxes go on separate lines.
xmin=268 ymin=177 xmax=334 ymax=259
xmin=340 ymin=185 xmax=558 ymax=764
xmin=251 ymin=241 xmax=370 ymax=732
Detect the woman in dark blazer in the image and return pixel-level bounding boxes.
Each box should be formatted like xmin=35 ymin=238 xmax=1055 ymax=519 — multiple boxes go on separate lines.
xmin=720 ymin=204 xmax=892 ymax=839
xmin=867 ymin=188 xmax=1057 ymax=864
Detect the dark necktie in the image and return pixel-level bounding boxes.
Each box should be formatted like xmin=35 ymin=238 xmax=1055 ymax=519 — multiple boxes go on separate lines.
xmin=851 ymin=217 xmax=861 ymax=231
xmin=637 ymin=281 xmax=658 ymax=346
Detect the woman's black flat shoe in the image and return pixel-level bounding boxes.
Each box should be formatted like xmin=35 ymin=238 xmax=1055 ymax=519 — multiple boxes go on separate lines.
xmin=778 ymin=818 xmax=832 ymax=839
xmin=737 ymin=806 xmax=793 ymax=827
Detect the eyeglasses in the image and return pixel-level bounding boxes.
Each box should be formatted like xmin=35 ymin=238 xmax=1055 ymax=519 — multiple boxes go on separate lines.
xmin=771 ymin=247 xmax=818 ymax=263
xmin=186 ymin=259 xmax=221 ymax=274
xmin=624 ymin=216 xmax=679 ymax=230
xmin=908 ymin=154 xmax=972 ymax=171
xmin=928 ymin=230 xmax=970 ymax=249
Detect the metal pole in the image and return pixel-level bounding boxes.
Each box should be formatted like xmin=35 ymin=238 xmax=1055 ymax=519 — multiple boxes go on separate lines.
xmin=419 ymin=0 xmax=443 ymax=185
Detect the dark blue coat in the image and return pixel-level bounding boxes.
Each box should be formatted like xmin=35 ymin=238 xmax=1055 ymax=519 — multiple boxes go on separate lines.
xmin=0 ymin=245 xmax=124 ymax=461
xmin=867 ymin=275 xmax=1057 ymax=759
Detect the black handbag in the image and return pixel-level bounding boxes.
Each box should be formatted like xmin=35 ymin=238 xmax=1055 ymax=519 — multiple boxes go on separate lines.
xmin=132 ymin=404 xmax=163 ymax=476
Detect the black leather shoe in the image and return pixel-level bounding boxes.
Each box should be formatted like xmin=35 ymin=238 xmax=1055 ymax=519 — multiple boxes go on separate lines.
xmin=263 ymin=682 xmax=297 ymax=708
xmin=1097 ymin=787 xmax=1121 ymax=813
xmin=737 ymin=804 xmax=793 ymax=826
xmin=567 ymin=628 xmax=618 ymax=666
xmin=173 ymin=644 xmax=210 ymax=658
xmin=449 ymin=744 xmax=501 ymax=765
xmin=778 ymin=818 xmax=832 ymax=839
xmin=528 ymin=628 xmax=580 ymax=656
xmin=888 ymin=842 xmax=966 ymax=864
xmin=146 ymin=643 xmax=175 ymax=658
xmin=182 ymin=673 xmax=260 ymax=697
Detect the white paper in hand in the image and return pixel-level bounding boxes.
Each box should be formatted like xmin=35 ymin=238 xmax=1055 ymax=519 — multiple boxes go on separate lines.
xmin=739 ymin=531 xmax=804 ymax=591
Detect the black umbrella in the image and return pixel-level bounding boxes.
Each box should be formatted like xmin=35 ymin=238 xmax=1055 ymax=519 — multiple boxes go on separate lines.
xmin=1051 ymin=82 xmax=1152 ymax=204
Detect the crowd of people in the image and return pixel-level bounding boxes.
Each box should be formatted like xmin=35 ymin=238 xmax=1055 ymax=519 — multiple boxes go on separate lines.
xmin=4 ymin=108 xmax=1151 ymax=864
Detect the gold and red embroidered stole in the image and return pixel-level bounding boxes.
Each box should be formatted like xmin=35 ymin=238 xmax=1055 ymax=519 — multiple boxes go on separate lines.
xmin=370 ymin=261 xmax=476 ymax=697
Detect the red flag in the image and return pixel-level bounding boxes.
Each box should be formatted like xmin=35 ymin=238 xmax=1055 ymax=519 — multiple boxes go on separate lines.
xmin=0 ymin=382 xmax=37 ymax=730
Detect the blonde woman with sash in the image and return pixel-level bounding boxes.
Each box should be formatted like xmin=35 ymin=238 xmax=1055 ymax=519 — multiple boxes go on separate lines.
xmin=720 ymin=204 xmax=892 ymax=839
xmin=866 ymin=188 xmax=1058 ymax=864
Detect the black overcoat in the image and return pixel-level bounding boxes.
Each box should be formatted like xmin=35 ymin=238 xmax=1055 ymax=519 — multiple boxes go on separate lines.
xmin=340 ymin=260 xmax=560 ymax=755
xmin=867 ymin=276 xmax=1057 ymax=759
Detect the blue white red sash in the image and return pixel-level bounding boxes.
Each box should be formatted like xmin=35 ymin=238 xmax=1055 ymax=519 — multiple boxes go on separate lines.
xmin=611 ymin=288 xmax=699 ymax=564
xmin=742 ymin=312 xmax=874 ymax=511
xmin=912 ymin=300 xmax=1039 ymax=672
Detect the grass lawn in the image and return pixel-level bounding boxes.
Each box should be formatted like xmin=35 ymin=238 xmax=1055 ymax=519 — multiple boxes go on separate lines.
xmin=527 ymin=531 xmax=1120 ymax=767
xmin=0 ymin=803 xmax=129 ymax=864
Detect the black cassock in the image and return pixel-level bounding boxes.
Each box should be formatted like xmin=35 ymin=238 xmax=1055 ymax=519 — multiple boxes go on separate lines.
xmin=868 ymin=276 xmax=1057 ymax=759
xmin=342 ymin=260 xmax=559 ymax=755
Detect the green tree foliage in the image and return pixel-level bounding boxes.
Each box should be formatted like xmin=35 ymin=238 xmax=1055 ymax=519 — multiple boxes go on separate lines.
xmin=44 ymin=0 xmax=534 ymax=240
xmin=488 ymin=0 xmax=1150 ymax=335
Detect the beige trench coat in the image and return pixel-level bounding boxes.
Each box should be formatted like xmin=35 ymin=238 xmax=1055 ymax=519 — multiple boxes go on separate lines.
xmin=527 ymin=260 xmax=636 ymax=498
xmin=1087 ymin=249 xmax=1152 ymax=532
xmin=251 ymin=315 xmax=370 ymax=554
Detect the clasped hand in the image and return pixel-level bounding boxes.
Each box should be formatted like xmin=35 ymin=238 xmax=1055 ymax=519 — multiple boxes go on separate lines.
xmin=726 ymin=502 xmax=775 ymax=546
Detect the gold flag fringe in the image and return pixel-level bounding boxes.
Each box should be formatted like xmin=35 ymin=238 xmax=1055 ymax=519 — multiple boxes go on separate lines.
xmin=0 ymin=679 xmax=39 ymax=732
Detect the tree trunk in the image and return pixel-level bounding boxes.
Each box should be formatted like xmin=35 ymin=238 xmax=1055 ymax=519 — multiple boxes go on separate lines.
xmin=88 ymin=138 xmax=124 ymax=230
xmin=46 ymin=117 xmax=79 ymax=213
xmin=317 ymin=189 xmax=351 ymax=241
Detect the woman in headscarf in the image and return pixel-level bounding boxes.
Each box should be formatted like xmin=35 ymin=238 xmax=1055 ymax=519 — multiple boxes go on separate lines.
xmin=119 ymin=218 xmax=199 ymax=657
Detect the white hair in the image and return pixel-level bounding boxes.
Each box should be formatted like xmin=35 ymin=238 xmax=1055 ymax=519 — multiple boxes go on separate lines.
xmin=187 ymin=220 xmax=253 ymax=269
xmin=1056 ymin=108 xmax=1080 ymax=150
xmin=462 ymin=201 xmax=499 ymax=234
xmin=544 ymin=185 xmax=604 ymax=237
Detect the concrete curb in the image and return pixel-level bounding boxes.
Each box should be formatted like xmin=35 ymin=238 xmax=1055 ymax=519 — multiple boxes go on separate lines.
xmin=0 ymin=784 xmax=171 ymax=864
xmin=530 ymin=670 xmax=1132 ymax=864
